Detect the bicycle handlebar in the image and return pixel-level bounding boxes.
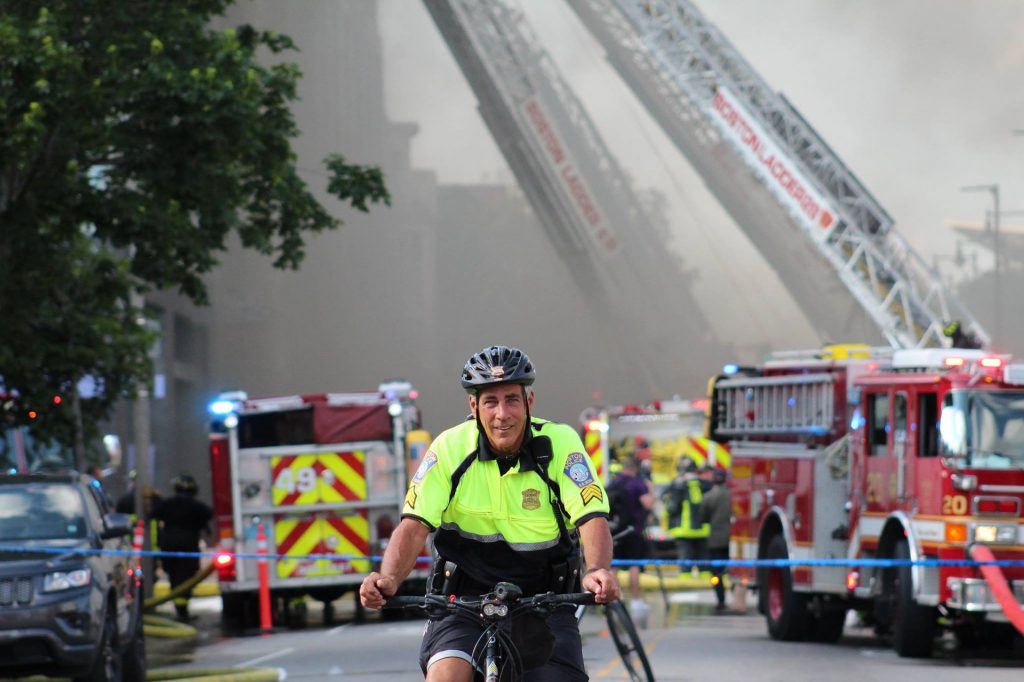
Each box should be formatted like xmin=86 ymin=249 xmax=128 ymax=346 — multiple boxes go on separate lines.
xmin=383 ymin=584 xmax=597 ymax=616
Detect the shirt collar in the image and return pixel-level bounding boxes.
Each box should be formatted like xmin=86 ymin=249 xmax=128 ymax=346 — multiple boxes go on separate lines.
xmin=477 ymin=419 xmax=536 ymax=463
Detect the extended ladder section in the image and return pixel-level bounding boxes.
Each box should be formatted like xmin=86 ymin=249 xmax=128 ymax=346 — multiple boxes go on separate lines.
xmin=567 ymin=0 xmax=989 ymax=350
xmin=713 ymin=372 xmax=836 ymax=437
xmin=423 ymin=0 xmax=722 ymax=393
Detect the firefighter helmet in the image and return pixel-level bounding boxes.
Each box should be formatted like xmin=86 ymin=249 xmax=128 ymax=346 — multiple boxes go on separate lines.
xmin=461 ymin=345 xmax=535 ymax=393
xmin=172 ymin=473 xmax=199 ymax=494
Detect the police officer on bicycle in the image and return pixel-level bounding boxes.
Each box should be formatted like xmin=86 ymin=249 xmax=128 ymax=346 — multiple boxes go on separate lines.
xmin=360 ymin=345 xmax=621 ymax=681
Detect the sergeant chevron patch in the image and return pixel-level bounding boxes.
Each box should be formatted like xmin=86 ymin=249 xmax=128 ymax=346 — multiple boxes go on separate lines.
xmin=580 ymin=483 xmax=603 ymax=505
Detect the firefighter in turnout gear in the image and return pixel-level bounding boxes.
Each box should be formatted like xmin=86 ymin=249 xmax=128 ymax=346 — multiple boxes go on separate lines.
xmin=153 ymin=472 xmax=212 ymax=620
xmin=360 ymin=345 xmax=620 ymax=682
xmin=662 ymin=457 xmax=710 ymax=576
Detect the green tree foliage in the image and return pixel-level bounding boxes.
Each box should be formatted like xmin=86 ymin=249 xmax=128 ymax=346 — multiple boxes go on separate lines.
xmin=0 ymin=1 xmax=390 ymax=459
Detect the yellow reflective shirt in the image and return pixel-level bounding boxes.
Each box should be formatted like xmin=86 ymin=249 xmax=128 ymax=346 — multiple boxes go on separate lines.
xmin=402 ymin=418 xmax=609 ymax=591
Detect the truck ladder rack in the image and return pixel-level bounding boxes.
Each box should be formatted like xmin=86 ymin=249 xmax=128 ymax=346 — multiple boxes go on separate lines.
xmin=424 ymin=0 xmax=722 ymax=394
xmin=567 ymin=0 xmax=988 ymax=350
xmin=713 ymin=373 xmax=835 ymax=436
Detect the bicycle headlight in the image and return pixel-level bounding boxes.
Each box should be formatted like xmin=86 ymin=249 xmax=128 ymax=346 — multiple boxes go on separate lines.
xmin=482 ymin=603 xmax=508 ymax=617
xmin=43 ymin=568 xmax=92 ymax=593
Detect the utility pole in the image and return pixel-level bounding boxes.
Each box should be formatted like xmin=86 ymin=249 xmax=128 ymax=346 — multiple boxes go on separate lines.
xmin=130 ymin=289 xmax=155 ymax=598
xmin=961 ymin=184 xmax=1000 ymax=345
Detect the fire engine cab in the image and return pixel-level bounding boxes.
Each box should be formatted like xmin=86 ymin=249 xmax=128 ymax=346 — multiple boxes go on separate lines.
xmin=710 ymin=344 xmax=1024 ymax=657
xmin=207 ymin=382 xmax=429 ymax=627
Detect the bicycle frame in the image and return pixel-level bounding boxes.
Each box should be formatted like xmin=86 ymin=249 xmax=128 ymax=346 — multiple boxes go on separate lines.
xmin=385 ymin=582 xmax=595 ymax=682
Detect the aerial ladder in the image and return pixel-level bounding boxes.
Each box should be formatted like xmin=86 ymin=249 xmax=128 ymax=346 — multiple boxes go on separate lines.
xmin=566 ymin=0 xmax=988 ymax=350
xmin=423 ymin=0 xmax=724 ymax=395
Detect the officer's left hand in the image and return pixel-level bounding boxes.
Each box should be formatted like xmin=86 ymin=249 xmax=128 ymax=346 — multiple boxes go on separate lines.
xmin=582 ymin=568 xmax=621 ymax=604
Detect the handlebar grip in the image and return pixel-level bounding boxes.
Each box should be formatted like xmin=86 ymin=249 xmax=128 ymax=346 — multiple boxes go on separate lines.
xmin=383 ymin=595 xmax=440 ymax=609
xmin=540 ymin=591 xmax=597 ymax=606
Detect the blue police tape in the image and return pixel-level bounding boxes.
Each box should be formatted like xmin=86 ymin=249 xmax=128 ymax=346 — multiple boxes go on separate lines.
xmin=2 ymin=544 xmax=1024 ymax=568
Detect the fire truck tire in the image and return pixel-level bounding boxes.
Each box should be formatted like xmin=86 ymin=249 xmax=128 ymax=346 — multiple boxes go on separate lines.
xmin=759 ymin=535 xmax=808 ymax=641
xmin=884 ymin=540 xmax=936 ymax=658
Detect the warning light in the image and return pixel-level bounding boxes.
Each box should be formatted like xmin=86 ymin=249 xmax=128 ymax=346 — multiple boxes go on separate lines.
xmin=214 ymin=552 xmax=235 ymax=567
xmin=53 ymin=395 xmax=62 ymax=405
xmin=214 ymin=551 xmax=236 ymax=581
xmin=945 ymin=522 xmax=968 ymax=544
xmin=28 ymin=410 xmax=37 ymax=419
xmin=980 ymin=357 xmax=1003 ymax=369
xmin=409 ymin=390 xmax=419 ymax=400
xmin=846 ymin=571 xmax=860 ymax=591
xmin=944 ymin=356 xmax=966 ymax=368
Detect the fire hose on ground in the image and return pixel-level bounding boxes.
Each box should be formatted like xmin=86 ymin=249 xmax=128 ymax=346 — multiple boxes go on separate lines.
xmin=141 ymin=563 xmax=283 ymax=682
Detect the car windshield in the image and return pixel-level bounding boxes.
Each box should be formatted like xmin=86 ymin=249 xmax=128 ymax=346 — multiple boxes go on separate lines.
xmin=0 ymin=484 xmax=88 ymax=541
xmin=940 ymin=390 xmax=1024 ymax=470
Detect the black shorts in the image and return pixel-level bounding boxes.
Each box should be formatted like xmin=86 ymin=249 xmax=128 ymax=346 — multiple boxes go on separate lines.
xmin=419 ymin=607 xmax=586 ymax=681
xmin=614 ymin=530 xmax=650 ymax=562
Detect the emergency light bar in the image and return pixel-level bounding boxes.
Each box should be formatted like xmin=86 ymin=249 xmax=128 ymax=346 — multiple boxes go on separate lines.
xmin=892 ymin=349 xmax=987 ymax=370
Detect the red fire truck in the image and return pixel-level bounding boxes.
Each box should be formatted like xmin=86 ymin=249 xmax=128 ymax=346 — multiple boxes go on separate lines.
xmin=207 ymin=382 xmax=430 ymax=626
xmin=710 ymin=344 xmax=1024 ymax=657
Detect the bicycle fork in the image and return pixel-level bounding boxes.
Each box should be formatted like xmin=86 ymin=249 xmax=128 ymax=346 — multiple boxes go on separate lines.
xmin=485 ymin=634 xmax=500 ymax=682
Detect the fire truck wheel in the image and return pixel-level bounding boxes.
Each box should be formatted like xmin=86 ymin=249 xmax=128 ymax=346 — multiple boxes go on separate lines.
xmin=759 ymin=535 xmax=808 ymax=641
xmin=881 ymin=540 xmax=936 ymax=658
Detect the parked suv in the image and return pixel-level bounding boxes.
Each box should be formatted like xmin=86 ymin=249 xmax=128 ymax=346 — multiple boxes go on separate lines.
xmin=0 ymin=472 xmax=145 ymax=681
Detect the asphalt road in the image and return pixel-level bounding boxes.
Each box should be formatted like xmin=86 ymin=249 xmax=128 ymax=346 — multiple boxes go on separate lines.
xmin=155 ymin=590 xmax=1024 ymax=681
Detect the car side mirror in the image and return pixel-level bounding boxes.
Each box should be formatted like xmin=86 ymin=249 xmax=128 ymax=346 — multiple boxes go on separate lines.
xmin=101 ymin=512 xmax=133 ymax=540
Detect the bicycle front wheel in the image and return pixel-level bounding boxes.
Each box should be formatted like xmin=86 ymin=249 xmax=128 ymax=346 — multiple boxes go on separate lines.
xmin=605 ymin=601 xmax=655 ymax=682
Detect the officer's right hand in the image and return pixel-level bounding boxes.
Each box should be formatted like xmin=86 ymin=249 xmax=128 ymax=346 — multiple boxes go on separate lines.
xmin=359 ymin=572 xmax=396 ymax=610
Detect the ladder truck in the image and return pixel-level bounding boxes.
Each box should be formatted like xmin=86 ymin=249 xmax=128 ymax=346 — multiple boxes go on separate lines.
xmin=423 ymin=0 xmax=724 ymax=397
xmin=708 ymin=345 xmax=1024 ymax=656
xmin=567 ymin=0 xmax=988 ymax=350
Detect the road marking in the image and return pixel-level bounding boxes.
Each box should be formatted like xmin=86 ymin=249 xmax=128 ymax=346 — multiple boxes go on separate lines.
xmin=234 ymin=647 xmax=296 ymax=668
xmin=327 ymin=623 xmax=354 ymax=636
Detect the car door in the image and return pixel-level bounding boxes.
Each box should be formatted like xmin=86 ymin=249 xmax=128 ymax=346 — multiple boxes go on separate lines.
xmin=85 ymin=486 xmax=132 ymax=636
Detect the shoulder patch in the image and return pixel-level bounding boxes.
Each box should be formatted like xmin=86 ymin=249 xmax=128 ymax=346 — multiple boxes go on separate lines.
xmin=563 ymin=452 xmax=594 ymax=488
xmin=412 ymin=450 xmax=438 ymax=484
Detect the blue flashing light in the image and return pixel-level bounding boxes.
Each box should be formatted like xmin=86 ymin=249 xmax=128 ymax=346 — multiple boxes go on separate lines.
xmin=850 ymin=409 xmax=864 ymax=430
xmin=209 ymin=400 xmax=236 ymax=416
xmin=787 ymin=397 xmax=796 ymax=407
xmin=90 ymin=479 xmax=102 ymax=488
xmin=723 ymin=363 xmax=739 ymax=375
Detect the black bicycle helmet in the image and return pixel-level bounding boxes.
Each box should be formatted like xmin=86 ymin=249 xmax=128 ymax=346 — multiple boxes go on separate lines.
xmin=461 ymin=345 xmax=536 ymax=393
xmin=172 ymin=472 xmax=199 ymax=494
